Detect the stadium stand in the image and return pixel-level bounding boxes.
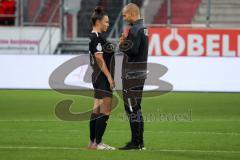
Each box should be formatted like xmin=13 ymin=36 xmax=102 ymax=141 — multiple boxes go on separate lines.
xmin=26 ymin=0 xmax=41 ymax=22
xmin=35 ymin=0 xmax=60 ymax=24
xmin=153 ymin=0 xmax=201 ymax=24
xmin=103 ymin=0 xmax=124 ymax=37
xmin=0 ymin=0 xmax=16 ymax=25
xmin=193 ymin=0 xmax=240 ymax=24
xmin=24 ymin=0 xmax=60 ymax=25
xmin=77 ymin=0 xmax=99 ymax=37
xmin=77 ymin=0 xmax=143 ymax=37
xmin=152 ymin=0 xmax=240 ymax=25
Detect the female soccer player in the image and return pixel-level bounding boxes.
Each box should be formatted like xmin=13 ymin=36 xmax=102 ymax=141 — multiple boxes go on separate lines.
xmin=88 ymin=6 xmax=115 ymax=150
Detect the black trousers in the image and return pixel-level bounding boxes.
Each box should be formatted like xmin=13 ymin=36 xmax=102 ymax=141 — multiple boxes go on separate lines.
xmin=122 ymin=78 xmax=145 ymax=145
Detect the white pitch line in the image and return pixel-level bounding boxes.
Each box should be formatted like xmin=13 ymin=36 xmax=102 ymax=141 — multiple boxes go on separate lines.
xmin=110 ymin=130 xmax=240 ymax=136
xmin=0 ymin=146 xmax=81 ymax=150
xmin=147 ymin=149 xmax=240 ymax=154
xmin=0 ymin=118 xmax=240 ymax=122
xmin=1 ymin=129 xmax=240 ymax=136
xmin=0 ymin=146 xmax=240 ymax=154
xmin=193 ymin=119 xmax=240 ymax=122
xmin=0 ymin=120 xmax=59 ymax=122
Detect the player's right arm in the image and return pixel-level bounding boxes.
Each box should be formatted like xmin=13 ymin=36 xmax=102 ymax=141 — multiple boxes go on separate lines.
xmin=94 ymin=53 xmax=115 ymax=90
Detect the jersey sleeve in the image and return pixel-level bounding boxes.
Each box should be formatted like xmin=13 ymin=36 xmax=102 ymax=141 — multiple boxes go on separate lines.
xmin=90 ymin=35 xmax=103 ymax=55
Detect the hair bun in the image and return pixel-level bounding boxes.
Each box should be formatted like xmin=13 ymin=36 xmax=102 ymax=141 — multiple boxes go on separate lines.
xmin=94 ymin=6 xmax=103 ymax=14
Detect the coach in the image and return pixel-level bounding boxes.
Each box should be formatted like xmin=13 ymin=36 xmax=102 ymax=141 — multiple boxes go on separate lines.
xmin=119 ymin=3 xmax=148 ymax=150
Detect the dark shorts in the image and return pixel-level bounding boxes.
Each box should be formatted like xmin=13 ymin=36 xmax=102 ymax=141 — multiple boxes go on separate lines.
xmin=92 ymin=74 xmax=113 ymax=99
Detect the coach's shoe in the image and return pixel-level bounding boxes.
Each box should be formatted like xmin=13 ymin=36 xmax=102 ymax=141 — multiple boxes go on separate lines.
xmin=97 ymin=143 xmax=116 ymax=150
xmin=119 ymin=142 xmax=144 ymax=150
xmin=139 ymin=144 xmax=146 ymax=150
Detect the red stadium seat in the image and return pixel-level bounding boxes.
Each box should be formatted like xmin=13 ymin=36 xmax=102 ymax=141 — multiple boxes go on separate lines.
xmin=36 ymin=0 xmax=60 ymax=24
xmin=0 ymin=0 xmax=16 ymax=25
xmin=154 ymin=0 xmax=201 ymax=24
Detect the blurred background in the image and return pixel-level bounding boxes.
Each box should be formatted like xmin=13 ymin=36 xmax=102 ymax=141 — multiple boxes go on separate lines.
xmin=1 ymin=0 xmax=240 ymax=55
xmin=0 ymin=0 xmax=240 ymax=92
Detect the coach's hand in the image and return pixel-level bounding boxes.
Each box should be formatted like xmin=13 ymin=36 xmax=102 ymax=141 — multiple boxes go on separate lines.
xmin=119 ymin=33 xmax=126 ymax=44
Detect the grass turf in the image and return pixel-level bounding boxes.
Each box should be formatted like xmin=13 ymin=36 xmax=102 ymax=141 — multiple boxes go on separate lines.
xmin=0 ymin=90 xmax=240 ymax=160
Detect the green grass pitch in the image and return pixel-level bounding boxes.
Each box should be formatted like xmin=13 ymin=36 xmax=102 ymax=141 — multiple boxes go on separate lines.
xmin=0 ymin=90 xmax=240 ymax=160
